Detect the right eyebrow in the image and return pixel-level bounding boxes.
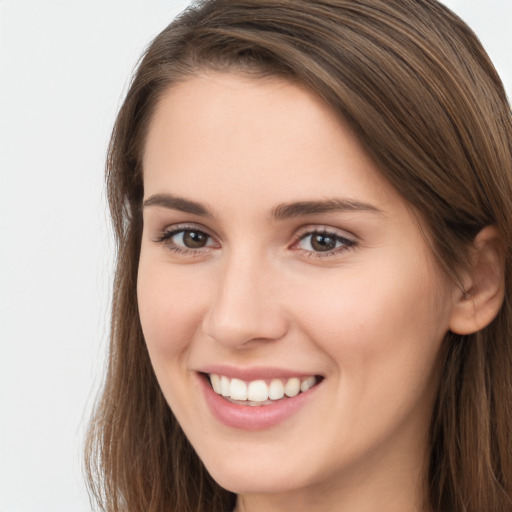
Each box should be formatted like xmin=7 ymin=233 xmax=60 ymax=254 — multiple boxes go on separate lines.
xmin=142 ymin=193 xmax=212 ymax=217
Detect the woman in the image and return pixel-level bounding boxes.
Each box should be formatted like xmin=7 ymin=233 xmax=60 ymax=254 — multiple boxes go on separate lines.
xmin=85 ymin=1 xmax=512 ymax=511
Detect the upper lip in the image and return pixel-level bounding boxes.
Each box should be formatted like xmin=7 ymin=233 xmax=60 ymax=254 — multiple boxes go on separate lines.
xmin=197 ymin=364 xmax=321 ymax=381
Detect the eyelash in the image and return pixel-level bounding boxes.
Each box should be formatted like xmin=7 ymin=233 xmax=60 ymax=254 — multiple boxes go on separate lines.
xmin=154 ymin=224 xmax=357 ymax=259
xmin=293 ymin=229 xmax=356 ymax=258
xmin=154 ymin=224 xmax=217 ymax=257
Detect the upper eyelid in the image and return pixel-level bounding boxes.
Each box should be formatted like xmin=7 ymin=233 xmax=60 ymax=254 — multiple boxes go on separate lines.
xmin=158 ymin=222 xmax=216 ymax=238
xmin=293 ymin=224 xmax=356 ymax=241
xmin=292 ymin=231 xmax=356 ymax=249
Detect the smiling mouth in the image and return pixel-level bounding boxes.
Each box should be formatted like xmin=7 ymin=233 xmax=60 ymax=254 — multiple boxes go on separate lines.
xmin=206 ymin=373 xmax=322 ymax=406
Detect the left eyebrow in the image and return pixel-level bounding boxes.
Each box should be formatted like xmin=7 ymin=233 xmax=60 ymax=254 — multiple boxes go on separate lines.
xmin=271 ymin=198 xmax=383 ymax=220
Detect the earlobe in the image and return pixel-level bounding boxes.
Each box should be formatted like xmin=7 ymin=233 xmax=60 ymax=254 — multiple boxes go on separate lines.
xmin=449 ymin=226 xmax=505 ymax=335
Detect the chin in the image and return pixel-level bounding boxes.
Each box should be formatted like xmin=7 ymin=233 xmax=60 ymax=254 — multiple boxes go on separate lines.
xmin=210 ymin=468 xmax=303 ymax=495
xmin=198 ymin=447 xmax=317 ymax=495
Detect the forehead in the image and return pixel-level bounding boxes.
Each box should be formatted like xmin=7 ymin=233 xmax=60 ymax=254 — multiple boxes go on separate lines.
xmin=142 ymin=72 xmax=404 ymax=215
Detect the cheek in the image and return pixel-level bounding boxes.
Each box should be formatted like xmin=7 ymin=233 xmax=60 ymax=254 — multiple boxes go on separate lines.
xmin=285 ymin=262 xmax=452 ymax=457
xmin=136 ymin=259 xmax=213 ymax=428
xmin=289 ymin=258 xmax=452 ymax=388
xmin=137 ymin=259 xmax=208 ymax=362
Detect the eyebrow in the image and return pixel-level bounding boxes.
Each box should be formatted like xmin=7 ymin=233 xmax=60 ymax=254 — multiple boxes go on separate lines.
xmin=143 ymin=193 xmax=212 ymax=217
xmin=142 ymin=193 xmax=383 ymax=219
xmin=271 ymin=198 xmax=383 ymax=220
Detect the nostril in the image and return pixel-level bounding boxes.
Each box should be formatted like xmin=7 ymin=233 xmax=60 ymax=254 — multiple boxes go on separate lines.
xmin=201 ymin=274 xmax=289 ymax=347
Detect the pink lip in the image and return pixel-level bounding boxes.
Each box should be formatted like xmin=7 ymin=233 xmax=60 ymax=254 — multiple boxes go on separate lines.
xmin=197 ymin=372 xmax=321 ymax=431
xmin=199 ymin=364 xmax=317 ymax=381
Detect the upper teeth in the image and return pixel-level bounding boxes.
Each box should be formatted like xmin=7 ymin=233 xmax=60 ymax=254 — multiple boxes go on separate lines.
xmin=208 ymin=374 xmax=317 ymax=403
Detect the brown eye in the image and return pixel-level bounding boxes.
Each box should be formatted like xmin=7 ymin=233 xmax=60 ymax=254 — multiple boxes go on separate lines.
xmin=310 ymin=233 xmax=337 ymax=252
xmin=296 ymin=230 xmax=355 ymax=255
xmin=159 ymin=228 xmax=216 ymax=252
xmin=181 ymin=230 xmax=209 ymax=248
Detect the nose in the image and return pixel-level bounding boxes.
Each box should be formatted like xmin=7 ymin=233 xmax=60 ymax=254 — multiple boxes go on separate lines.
xmin=202 ymin=250 xmax=289 ymax=348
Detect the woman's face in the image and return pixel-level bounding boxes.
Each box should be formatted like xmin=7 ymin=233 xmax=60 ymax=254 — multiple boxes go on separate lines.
xmin=138 ymin=72 xmax=459 ymax=507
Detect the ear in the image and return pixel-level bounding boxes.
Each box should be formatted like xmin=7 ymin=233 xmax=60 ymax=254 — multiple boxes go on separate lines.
xmin=449 ymin=226 xmax=505 ymax=335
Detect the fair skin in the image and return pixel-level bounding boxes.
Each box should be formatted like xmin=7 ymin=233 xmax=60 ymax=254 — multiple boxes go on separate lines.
xmin=137 ymin=72 xmax=494 ymax=512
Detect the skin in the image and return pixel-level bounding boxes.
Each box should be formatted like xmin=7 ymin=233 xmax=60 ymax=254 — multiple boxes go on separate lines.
xmin=137 ymin=72 xmax=463 ymax=512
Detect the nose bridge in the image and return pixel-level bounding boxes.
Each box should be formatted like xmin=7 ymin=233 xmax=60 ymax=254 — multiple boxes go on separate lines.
xmin=203 ymin=246 xmax=287 ymax=347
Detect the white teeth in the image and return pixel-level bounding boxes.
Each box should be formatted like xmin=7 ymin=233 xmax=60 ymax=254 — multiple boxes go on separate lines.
xmin=268 ymin=379 xmax=284 ymax=400
xmin=247 ymin=380 xmax=269 ymax=402
xmin=300 ymin=376 xmax=316 ymax=392
xmin=208 ymin=374 xmax=317 ymax=404
xmin=210 ymin=374 xmax=221 ymax=394
xmin=230 ymin=378 xmax=247 ymax=400
xmin=284 ymin=377 xmax=301 ymax=397
xmin=220 ymin=375 xmax=230 ymax=397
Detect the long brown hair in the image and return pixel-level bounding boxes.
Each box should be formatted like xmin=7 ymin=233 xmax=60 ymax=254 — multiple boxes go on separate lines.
xmin=85 ymin=1 xmax=512 ymax=511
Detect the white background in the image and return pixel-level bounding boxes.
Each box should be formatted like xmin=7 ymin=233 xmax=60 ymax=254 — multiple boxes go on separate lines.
xmin=0 ymin=1 xmax=510 ymax=511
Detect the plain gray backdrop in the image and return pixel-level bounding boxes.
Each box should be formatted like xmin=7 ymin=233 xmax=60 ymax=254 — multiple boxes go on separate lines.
xmin=0 ymin=1 xmax=510 ymax=511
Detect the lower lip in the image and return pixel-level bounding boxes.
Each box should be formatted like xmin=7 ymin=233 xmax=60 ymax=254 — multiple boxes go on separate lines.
xmin=199 ymin=374 xmax=320 ymax=431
